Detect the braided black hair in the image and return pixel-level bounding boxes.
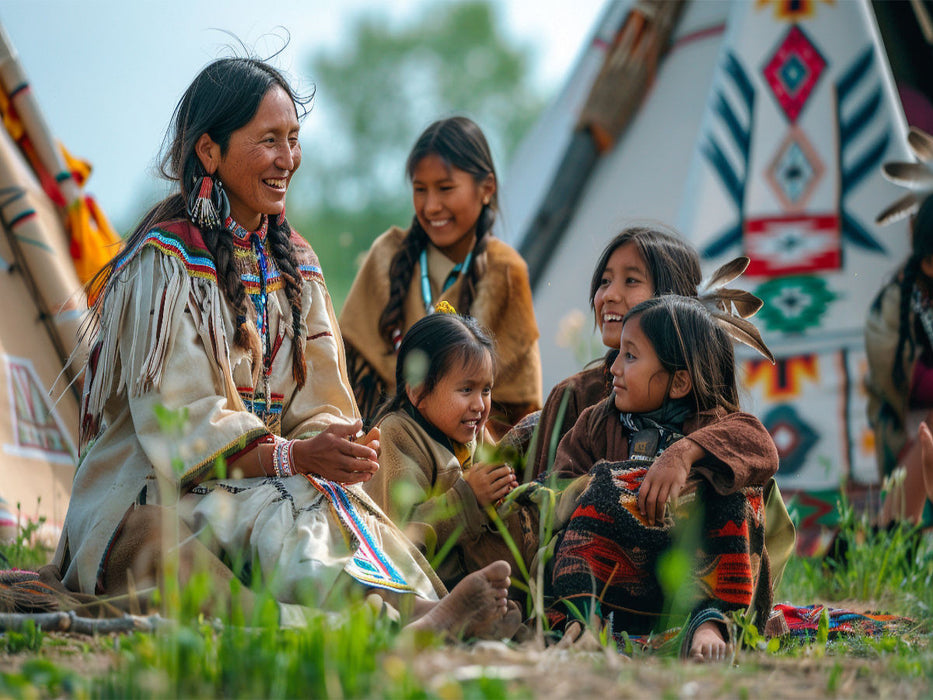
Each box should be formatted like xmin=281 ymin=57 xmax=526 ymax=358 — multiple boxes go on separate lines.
xmin=893 ymin=195 xmax=933 ymax=388
xmin=377 ymin=117 xmax=497 ymax=346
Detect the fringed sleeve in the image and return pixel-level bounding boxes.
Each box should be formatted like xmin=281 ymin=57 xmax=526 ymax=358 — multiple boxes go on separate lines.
xmin=83 ymin=247 xmax=269 ymax=489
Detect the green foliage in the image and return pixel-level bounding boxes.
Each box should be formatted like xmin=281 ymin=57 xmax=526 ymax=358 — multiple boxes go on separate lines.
xmin=0 ymin=502 xmax=51 ymax=571
xmin=292 ymin=0 xmax=543 ymax=309
xmin=0 ymin=658 xmax=81 ymax=699
xmin=806 ymin=492 xmax=933 ymax=615
xmin=2 ymin=618 xmax=43 ymax=654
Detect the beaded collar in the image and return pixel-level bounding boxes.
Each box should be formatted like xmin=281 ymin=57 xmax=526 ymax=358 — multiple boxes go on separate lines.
xmin=225 ymin=215 xmax=269 ymax=246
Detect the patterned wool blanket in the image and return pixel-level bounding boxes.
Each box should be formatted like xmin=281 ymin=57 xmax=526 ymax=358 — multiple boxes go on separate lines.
xmin=546 ymin=459 xmax=769 ymax=641
xmin=773 ymin=603 xmax=914 ymax=640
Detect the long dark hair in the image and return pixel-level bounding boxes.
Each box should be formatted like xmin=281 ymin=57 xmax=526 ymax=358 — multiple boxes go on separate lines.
xmin=374 ymin=312 xmax=496 ymax=423
xmin=589 ymin=224 xmax=702 ymax=310
xmin=891 ymin=195 xmax=933 ymax=387
xmin=91 ymin=57 xmax=313 ymax=387
xmin=377 ymin=117 xmax=498 ymax=346
xmin=624 ymin=295 xmax=740 ymax=414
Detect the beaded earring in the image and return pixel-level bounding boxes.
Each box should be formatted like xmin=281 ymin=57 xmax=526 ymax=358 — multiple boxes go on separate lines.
xmin=186 ymin=175 xmax=231 ymax=230
xmin=276 ymin=204 xmax=287 ymax=228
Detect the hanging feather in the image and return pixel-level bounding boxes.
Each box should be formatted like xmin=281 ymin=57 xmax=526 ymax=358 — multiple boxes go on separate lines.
xmin=908 ymin=126 xmax=933 ymax=162
xmin=709 ymin=288 xmax=764 ymax=318
xmin=700 ymin=256 xmax=750 ymax=292
xmin=877 ymin=127 xmax=933 ymax=227
xmin=698 ymin=254 xmax=763 ymax=321
xmin=881 ymin=162 xmax=933 ymax=189
xmin=712 ymin=310 xmax=774 ymax=363
xmin=875 ymin=191 xmax=920 ymax=226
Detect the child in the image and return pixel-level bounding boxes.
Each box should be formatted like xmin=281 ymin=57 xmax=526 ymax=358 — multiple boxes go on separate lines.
xmin=523 ymin=225 xmax=794 ymax=591
xmin=364 ymin=309 xmax=530 ymax=594
xmin=866 ymin=194 xmax=933 ymax=525
xmin=340 ymin=117 xmax=541 ymax=438
xmin=528 ymin=224 xmax=703 ymax=480
xmin=547 ymin=295 xmax=778 ymax=661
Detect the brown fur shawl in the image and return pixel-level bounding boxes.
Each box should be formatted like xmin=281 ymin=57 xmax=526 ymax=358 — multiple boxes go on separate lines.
xmin=339 ymin=227 xmax=542 ymax=410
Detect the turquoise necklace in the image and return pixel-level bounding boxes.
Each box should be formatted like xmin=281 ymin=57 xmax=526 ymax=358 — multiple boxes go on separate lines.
xmin=420 ymin=247 xmax=472 ymax=313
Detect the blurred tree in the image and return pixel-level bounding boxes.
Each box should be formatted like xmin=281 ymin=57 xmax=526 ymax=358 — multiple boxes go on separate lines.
xmin=290 ymin=0 xmax=543 ymax=308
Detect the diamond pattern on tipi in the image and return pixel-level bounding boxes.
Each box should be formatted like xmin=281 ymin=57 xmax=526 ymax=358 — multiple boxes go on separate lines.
xmin=766 ymin=127 xmax=825 ymax=211
xmin=762 ymin=24 xmax=826 ymax=123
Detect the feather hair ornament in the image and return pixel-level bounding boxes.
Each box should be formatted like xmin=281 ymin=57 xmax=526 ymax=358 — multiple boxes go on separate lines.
xmin=709 ymin=308 xmax=774 ymax=364
xmin=876 ymin=126 xmax=933 ymax=226
xmin=697 ymin=256 xmax=773 ymax=363
xmin=698 ymin=256 xmax=764 ymax=319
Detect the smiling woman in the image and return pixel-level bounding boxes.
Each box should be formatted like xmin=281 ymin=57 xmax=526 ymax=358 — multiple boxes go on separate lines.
xmin=49 ymin=56 xmax=520 ymax=639
xmin=195 ymin=85 xmax=302 ymax=231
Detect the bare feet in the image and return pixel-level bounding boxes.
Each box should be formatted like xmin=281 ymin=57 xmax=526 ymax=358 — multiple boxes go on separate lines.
xmin=689 ymin=620 xmax=731 ymax=662
xmin=405 ymin=561 xmax=516 ymax=639
xmin=920 ymin=422 xmax=933 ymax=506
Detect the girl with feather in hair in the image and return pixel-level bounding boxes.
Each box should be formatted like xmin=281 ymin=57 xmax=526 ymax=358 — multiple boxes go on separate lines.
xmin=544 ymin=295 xmax=778 ymax=661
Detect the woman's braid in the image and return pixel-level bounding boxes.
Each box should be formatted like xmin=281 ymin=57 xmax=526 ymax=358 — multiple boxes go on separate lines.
xmin=268 ymin=218 xmax=307 ymax=390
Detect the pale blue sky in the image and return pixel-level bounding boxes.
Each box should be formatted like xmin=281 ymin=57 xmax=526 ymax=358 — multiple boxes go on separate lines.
xmin=1 ymin=0 xmax=605 ymax=228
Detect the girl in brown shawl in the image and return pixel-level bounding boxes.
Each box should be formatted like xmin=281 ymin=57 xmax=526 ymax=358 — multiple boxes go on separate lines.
xmin=340 ymin=118 xmax=541 ymax=438
xmin=547 ymin=296 xmax=778 ymax=661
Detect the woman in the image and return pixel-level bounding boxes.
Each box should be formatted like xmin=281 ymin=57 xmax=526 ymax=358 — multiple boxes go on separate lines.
xmin=52 ymin=57 xmax=516 ymax=636
xmin=339 ymin=117 xmax=541 ymax=438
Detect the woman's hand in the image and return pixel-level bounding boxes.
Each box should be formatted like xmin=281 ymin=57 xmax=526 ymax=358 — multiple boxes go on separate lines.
xmin=292 ymin=419 xmax=379 ymax=484
xmin=357 ymin=426 xmax=381 ymax=458
xmin=637 ymin=437 xmax=705 ymax=526
xmin=463 ymin=462 xmax=518 ymax=507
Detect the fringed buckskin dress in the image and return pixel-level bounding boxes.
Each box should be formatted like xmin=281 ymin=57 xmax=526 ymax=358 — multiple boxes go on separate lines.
xmin=55 ymin=218 xmax=445 ymax=605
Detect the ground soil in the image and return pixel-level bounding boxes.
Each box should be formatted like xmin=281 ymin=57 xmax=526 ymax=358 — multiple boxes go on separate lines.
xmin=3 ymin=628 xmax=929 ymax=699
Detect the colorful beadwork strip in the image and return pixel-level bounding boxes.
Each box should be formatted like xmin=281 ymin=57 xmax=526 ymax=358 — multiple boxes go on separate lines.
xmin=304 ymin=474 xmax=415 ymax=593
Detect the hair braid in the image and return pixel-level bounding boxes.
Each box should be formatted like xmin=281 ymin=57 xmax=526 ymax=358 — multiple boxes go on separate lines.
xmin=378 ymin=218 xmax=429 ymax=346
xmin=201 ymin=223 xmax=263 ymax=374
xmin=457 ymin=204 xmax=494 ymax=314
xmin=894 ymin=256 xmax=920 ymax=388
xmin=267 ymin=218 xmax=307 ymax=390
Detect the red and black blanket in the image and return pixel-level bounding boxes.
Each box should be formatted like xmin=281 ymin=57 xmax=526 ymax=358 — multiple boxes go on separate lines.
xmin=546 ymin=459 xmax=770 ymax=645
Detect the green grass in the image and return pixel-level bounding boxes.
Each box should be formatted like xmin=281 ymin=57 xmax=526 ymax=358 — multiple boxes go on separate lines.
xmin=2 ymin=490 xmax=932 ymax=698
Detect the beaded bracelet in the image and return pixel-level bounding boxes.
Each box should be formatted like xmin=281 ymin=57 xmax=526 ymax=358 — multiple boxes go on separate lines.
xmin=271 ymin=439 xmax=296 ymax=477
xmin=271 ymin=440 xmax=282 ymax=477
xmin=278 ymin=440 xmax=295 ymax=477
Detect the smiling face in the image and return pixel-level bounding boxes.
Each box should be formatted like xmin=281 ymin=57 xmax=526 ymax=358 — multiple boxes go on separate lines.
xmin=593 ymin=242 xmax=655 ymax=350
xmin=610 ymin=316 xmax=673 ymax=414
xmin=198 ymin=85 xmax=301 ymax=231
xmin=411 ymin=153 xmax=495 ymax=262
xmin=411 ymin=352 xmax=494 ymax=444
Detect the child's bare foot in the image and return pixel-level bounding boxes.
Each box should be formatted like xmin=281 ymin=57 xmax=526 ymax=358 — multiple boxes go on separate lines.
xmin=405 ymin=561 xmax=514 ymax=639
xmin=689 ymin=620 xmax=731 ymax=662
xmin=919 ymin=423 xmax=933 ymax=505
